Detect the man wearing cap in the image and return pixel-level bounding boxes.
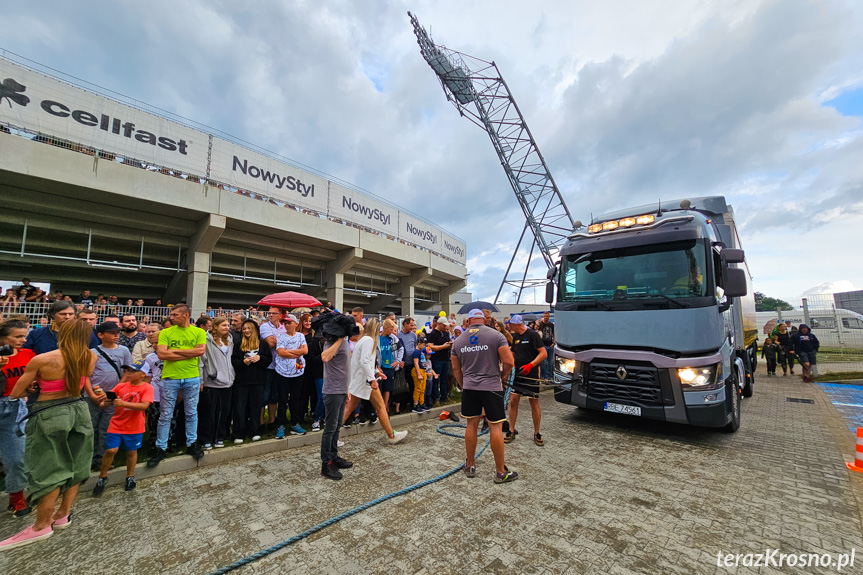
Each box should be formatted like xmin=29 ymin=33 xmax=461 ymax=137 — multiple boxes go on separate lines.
xmin=506 ymin=315 xmax=548 ymax=446
xmin=88 ymin=321 xmax=134 ymax=469
xmin=274 ymin=314 xmax=308 ymax=438
xmin=451 ymin=309 xmax=518 ymax=483
xmin=259 ymin=307 xmax=286 ymax=428
xmin=427 ymin=316 xmax=453 ymax=406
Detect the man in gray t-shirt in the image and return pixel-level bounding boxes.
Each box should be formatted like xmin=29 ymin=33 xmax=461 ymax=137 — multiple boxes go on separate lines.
xmin=451 ymin=309 xmax=517 ymax=484
xmin=320 ymin=335 xmax=351 ymax=479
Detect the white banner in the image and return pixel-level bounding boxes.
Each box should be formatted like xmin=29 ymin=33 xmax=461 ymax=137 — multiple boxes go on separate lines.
xmin=400 ymin=212 xmax=440 ymax=252
xmin=440 ymin=231 xmax=467 ymax=264
xmin=209 ymin=140 xmax=329 ymax=213
xmin=0 ymin=59 xmax=208 ymax=175
xmin=329 ymin=182 xmax=399 ymax=237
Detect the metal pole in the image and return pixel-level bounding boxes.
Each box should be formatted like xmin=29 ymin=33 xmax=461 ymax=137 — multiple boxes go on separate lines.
xmin=802 ymin=298 xmax=811 ymax=327
xmin=20 ymin=220 xmax=27 ymax=257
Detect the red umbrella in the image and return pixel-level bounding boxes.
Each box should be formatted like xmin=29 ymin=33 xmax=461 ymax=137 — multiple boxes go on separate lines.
xmin=257 ymin=291 xmax=322 ymax=309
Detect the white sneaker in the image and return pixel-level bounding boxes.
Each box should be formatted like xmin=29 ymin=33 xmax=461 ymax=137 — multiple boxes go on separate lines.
xmin=312 ymin=421 xmax=321 ymax=432
xmin=233 ymin=439 xmax=244 ymax=445
xmin=203 ymin=443 xmax=213 ymax=451
xmin=337 ymin=440 xmax=345 ymax=447
xmin=251 ymin=435 xmax=261 ymax=442
xmin=388 ymin=430 xmax=408 ymax=445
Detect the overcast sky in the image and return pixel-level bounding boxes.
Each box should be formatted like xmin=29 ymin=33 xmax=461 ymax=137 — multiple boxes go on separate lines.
xmin=3 ymin=0 xmax=861 ymax=307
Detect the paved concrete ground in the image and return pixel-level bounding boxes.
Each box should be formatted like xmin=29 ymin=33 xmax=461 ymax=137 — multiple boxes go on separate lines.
xmin=2 ymin=364 xmax=863 ymax=575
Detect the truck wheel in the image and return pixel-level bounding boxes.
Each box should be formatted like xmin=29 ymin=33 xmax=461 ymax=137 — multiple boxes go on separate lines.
xmin=724 ymin=374 xmax=741 ymax=433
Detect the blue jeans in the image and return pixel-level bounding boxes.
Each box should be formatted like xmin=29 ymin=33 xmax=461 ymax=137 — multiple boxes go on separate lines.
xmin=156 ymin=377 xmax=201 ymax=449
xmin=431 ymin=360 xmax=449 ymax=403
xmin=0 ymin=397 xmax=28 ymax=493
xmin=541 ymin=346 xmax=554 ymax=380
xmin=313 ymin=378 xmax=325 ymax=421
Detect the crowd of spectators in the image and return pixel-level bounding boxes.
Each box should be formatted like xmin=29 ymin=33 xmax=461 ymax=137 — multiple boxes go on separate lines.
xmin=0 ymin=291 xmax=554 ymax=550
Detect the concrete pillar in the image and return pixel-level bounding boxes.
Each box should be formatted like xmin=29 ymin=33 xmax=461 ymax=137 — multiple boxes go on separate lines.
xmin=186 ymin=214 xmax=226 ymax=315
xmin=401 ymin=285 xmax=416 ymax=318
xmin=396 ymin=267 xmax=433 ymax=318
xmin=325 ymin=248 xmax=363 ymax=313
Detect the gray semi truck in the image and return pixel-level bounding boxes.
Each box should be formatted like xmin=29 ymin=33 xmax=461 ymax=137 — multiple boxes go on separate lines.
xmin=548 ymin=196 xmax=757 ymax=431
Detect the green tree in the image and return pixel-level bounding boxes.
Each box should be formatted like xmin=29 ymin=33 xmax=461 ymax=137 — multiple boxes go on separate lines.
xmin=754 ymin=292 xmax=794 ymax=312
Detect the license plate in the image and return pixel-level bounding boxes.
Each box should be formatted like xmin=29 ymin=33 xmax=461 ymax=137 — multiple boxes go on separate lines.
xmin=603 ymin=402 xmax=641 ymax=416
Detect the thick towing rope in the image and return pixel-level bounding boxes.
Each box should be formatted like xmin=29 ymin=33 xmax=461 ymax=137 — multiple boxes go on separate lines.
xmin=208 ymin=424 xmax=491 ymax=575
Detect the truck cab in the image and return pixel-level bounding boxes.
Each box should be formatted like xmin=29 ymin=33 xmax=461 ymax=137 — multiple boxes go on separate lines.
xmin=549 ymin=196 xmax=757 ymax=431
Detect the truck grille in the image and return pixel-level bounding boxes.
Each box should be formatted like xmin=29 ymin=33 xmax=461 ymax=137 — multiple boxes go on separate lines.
xmin=588 ymin=362 xmax=662 ymax=405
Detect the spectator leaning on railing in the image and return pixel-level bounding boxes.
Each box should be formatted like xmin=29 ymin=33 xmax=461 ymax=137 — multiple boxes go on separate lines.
xmin=24 ymin=301 xmax=99 ymax=354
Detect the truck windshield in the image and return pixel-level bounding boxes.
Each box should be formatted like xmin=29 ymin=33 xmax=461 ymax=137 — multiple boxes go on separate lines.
xmin=560 ymin=240 xmax=708 ymax=303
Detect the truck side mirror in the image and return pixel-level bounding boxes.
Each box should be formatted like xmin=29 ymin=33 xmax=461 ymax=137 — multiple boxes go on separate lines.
xmin=724 ymin=268 xmax=747 ymax=298
xmin=546 ymin=266 xmax=557 ymax=280
xmin=545 ymin=281 xmax=555 ymax=304
xmin=721 ymin=249 xmax=745 ymax=264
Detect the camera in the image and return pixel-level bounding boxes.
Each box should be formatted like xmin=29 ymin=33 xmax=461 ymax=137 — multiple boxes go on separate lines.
xmin=311 ymin=312 xmax=360 ymax=341
xmin=0 ymin=345 xmax=14 ymax=356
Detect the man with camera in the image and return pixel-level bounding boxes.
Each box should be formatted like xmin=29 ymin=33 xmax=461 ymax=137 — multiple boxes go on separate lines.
xmin=316 ymin=312 xmax=359 ymax=480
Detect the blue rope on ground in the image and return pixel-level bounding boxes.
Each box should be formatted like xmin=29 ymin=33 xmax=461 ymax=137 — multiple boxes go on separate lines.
xmin=208 ymin=422 xmax=490 ymax=575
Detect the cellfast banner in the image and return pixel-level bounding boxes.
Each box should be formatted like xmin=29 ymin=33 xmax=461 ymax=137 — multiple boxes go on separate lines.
xmin=209 ymin=140 xmax=329 ymax=213
xmin=0 ymin=59 xmax=208 ymax=175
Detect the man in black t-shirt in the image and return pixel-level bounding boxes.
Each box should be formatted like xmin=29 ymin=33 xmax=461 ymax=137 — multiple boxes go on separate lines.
xmin=426 ymin=318 xmax=453 ymax=406
xmin=506 ymin=315 xmax=547 ymax=447
xmin=538 ymin=311 xmax=554 ymax=381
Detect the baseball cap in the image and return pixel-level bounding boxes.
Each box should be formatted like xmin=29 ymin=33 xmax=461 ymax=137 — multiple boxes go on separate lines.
xmin=122 ymin=360 xmax=145 ymax=372
xmin=96 ymin=321 xmax=121 ymax=334
xmin=467 ymin=309 xmax=484 ymax=319
xmin=509 ymin=315 xmax=524 ymax=325
xmin=283 ymin=314 xmax=298 ymax=323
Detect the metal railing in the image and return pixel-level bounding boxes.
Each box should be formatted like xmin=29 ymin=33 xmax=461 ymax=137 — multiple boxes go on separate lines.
xmin=759 ymin=293 xmax=863 ymax=376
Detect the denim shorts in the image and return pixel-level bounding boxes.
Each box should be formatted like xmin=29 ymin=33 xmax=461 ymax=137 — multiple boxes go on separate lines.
xmin=797 ymin=351 xmax=817 ymax=365
xmin=106 ymin=432 xmax=144 ymax=451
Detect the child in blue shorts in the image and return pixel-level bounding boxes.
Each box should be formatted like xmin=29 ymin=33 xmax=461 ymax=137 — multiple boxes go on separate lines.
xmin=93 ymin=361 xmax=154 ymax=496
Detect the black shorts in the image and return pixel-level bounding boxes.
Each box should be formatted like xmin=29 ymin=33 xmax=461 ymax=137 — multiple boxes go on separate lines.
xmin=378 ymin=368 xmax=395 ymax=393
xmin=461 ymin=389 xmax=506 ymax=423
xmin=511 ymin=376 xmax=540 ymax=398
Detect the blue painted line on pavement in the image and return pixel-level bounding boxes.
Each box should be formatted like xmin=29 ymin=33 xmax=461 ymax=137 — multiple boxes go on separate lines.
xmin=816 ymin=383 xmax=863 ymax=432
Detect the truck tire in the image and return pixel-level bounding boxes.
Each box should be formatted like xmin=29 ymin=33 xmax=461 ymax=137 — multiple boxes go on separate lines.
xmin=723 ymin=373 xmax=741 ymax=433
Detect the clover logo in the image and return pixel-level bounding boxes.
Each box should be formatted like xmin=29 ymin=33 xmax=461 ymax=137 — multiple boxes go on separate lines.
xmin=0 ymin=78 xmax=29 ymax=108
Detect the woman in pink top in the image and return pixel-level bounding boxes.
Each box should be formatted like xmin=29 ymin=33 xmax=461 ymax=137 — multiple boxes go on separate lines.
xmin=0 ymin=319 xmax=101 ymax=552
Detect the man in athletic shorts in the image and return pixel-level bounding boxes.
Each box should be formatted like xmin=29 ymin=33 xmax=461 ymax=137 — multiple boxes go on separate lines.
xmin=451 ymin=309 xmax=517 ymax=484
xmin=506 ymin=315 xmax=547 ymax=446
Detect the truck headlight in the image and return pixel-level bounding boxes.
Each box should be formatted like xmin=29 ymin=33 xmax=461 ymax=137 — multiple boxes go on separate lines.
xmin=678 ymin=363 xmax=722 ymax=390
xmin=555 ymin=357 xmax=578 ymax=375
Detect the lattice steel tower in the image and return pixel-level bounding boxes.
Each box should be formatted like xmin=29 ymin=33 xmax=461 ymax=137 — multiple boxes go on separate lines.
xmin=408 ymin=12 xmax=576 ymax=304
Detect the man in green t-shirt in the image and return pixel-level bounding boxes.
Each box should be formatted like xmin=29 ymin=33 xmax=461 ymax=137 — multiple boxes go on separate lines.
xmin=147 ymin=304 xmax=207 ymax=467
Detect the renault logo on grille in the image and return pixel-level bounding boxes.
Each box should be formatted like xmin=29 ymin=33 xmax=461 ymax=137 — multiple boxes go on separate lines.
xmin=616 ymin=366 xmax=628 ymax=380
